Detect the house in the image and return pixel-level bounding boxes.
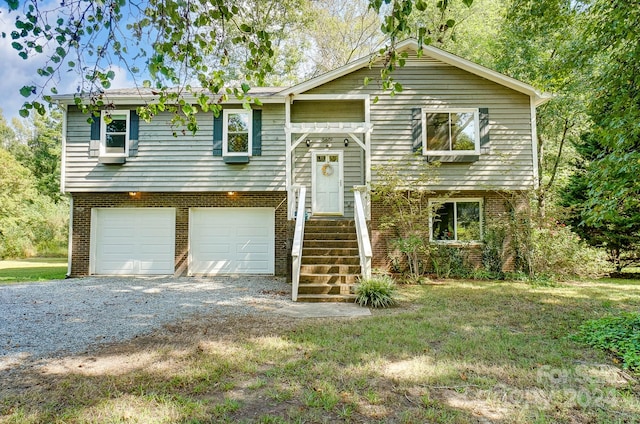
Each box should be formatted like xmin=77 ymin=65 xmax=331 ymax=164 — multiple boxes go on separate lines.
xmin=54 ymin=39 xmax=549 ymax=301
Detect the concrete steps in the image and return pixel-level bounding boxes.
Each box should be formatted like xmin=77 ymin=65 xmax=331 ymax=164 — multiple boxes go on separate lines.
xmin=296 ymin=219 xmax=361 ymax=303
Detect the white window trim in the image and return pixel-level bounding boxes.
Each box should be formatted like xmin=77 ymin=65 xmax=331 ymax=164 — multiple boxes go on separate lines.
xmin=422 ymin=108 xmax=480 ymax=156
xmin=222 ymin=109 xmax=253 ymax=156
xmin=429 ymin=197 xmax=484 ymax=244
xmin=100 ymin=110 xmax=130 ymax=157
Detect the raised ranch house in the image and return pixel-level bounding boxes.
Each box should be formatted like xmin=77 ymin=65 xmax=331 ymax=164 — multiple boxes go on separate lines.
xmin=54 ymin=39 xmax=549 ymax=301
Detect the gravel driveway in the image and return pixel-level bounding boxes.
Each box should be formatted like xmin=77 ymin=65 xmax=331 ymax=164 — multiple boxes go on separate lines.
xmin=0 ymin=276 xmax=293 ymax=368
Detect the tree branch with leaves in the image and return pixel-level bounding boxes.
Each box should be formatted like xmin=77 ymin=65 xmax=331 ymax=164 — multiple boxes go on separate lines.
xmin=4 ymin=0 xmax=474 ymax=126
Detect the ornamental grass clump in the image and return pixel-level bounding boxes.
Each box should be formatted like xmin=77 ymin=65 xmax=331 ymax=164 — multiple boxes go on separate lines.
xmin=354 ymin=275 xmax=397 ymax=308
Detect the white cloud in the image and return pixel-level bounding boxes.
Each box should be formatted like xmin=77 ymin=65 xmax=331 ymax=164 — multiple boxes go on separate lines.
xmin=0 ymin=6 xmax=136 ymax=121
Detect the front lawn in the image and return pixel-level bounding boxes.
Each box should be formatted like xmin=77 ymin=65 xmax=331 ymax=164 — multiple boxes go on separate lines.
xmin=0 ymin=258 xmax=67 ymax=284
xmin=1 ymin=278 xmax=639 ymax=423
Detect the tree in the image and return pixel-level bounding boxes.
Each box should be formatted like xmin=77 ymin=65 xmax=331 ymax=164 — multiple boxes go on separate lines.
xmin=371 ymin=158 xmax=441 ymax=280
xmin=0 ymin=146 xmax=68 ymax=258
xmin=9 ymin=111 xmax=63 ymax=201
xmin=0 ymin=109 xmax=16 ymax=149
xmin=560 ymin=0 xmax=640 ymax=271
xmin=0 ymin=147 xmax=36 ymax=257
xmin=304 ymin=0 xmax=385 ymax=77
xmin=487 ymin=0 xmax=588 ymax=219
xmin=561 ymin=133 xmax=640 ymax=272
xmin=4 ymin=0 xmax=474 ymax=128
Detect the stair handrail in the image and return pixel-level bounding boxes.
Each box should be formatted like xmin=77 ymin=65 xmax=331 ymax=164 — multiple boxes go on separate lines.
xmin=291 ymin=185 xmax=307 ymax=301
xmin=288 ymin=184 xmax=302 ymax=219
xmin=353 ymin=187 xmax=372 ymax=280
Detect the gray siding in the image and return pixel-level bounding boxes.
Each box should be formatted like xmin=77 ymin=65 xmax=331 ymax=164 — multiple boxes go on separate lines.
xmin=304 ymin=56 xmax=535 ymax=191
xmin=63 ymin=52 xmax=536 ymax=194
xmin=63 ymin=105 xmax=286 ymax=192
xmin=293 ymin=141 xmax=365 ymax=217
xmin=291 ymin=100 xmax=365 ymax=123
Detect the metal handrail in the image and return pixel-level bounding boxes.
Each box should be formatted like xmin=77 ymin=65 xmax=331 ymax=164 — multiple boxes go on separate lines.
xmin=354 ymin=188 xmax=372 ymax=280
xmin=291 ymin=186 xmax=307 ymax=301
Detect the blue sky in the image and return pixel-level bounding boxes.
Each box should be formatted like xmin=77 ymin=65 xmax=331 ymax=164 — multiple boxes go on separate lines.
xmin=0 ymin=3 xmax=135 ymax=122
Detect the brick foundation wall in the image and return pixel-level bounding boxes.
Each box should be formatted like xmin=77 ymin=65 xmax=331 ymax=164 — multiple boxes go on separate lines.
xmin=70 ymin=192 xmax=289 ymax=277
xmin=370 ymin=190 xmax=527 ymax=272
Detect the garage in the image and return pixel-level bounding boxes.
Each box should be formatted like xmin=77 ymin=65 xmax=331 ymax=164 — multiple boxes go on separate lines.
xmin=189 ymin=207 xmax=275 ymax=275
xmin=91 ymin=208 xmax=176 ymax=275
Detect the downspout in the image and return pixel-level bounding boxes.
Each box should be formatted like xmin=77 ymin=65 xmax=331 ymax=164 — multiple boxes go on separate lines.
xmin=58 ymin=103 xmax=73 ymax=278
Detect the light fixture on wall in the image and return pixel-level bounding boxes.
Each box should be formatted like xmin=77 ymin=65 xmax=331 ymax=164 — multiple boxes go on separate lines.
xmin=306 ymin=139 xmax=311 ymax=147
xmin=344 ymin=138 xmax=349 ymax=147
xmin=128 ymin=191 xmax=139 ymax=199
xmin=227 ymin=191 xmax=236 ymax=196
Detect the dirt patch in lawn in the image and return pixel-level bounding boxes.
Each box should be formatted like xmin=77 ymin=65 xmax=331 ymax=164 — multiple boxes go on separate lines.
xmin=2 ymin=283 xmax=639 ymax=423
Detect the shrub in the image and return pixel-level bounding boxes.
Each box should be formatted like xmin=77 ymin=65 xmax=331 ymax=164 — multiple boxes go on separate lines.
xmin=481 ymin=195 xmax=610 ymax=280
xmin=354 ymin=275 xmax=397 ymax=308
xmin=430 ymin=244 xmax=471 ymax=279
xmin=390 ymin=235 xmax=430 ymax=278
xmin=530 ymin=222 xmax=610 ymax=279
xmin=481 ymin=222 xmax=509 ymax=277
xmin=572 ymin=313 xmax=640 ymax=371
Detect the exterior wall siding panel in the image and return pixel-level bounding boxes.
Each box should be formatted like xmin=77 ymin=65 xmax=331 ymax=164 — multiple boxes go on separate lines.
xmin=64 ymin=104 xmax=286 ymax=192
xmin=304 ymin=59 xmax=534 ymax=191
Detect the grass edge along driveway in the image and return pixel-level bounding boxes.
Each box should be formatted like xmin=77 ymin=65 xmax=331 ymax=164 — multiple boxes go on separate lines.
xmin=0 ymin=258 xmax=67 ymax=284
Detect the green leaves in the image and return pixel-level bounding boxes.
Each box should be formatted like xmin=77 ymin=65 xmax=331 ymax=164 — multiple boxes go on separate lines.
xmin=355 ymin=275 xmax=397 ymax=308
xmin=573 ymin=313 xmax=640 ymax=371
xmin=20 ymin=86 xmax=35 ymax=97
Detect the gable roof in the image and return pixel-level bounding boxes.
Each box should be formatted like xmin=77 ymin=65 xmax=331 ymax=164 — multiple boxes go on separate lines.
xmin=53 ymin=39 xmax=550 ymax=107
xmin=279 ymin=39 xmax=551 ymax=106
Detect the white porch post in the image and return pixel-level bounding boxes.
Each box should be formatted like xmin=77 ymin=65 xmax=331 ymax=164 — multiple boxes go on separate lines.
xmin=364 ymin=96 xmax=372 ymax=219
xmin=285 ymin=95 xmax=293 ymax=219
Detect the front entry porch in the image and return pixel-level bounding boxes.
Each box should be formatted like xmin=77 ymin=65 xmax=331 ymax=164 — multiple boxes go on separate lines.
xmin=285 ymin=95 xmax=374 ymax=301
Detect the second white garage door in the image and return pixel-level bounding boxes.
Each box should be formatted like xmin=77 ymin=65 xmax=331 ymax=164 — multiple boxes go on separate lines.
xmin=189 ymin=208 xmax=275 ymax=275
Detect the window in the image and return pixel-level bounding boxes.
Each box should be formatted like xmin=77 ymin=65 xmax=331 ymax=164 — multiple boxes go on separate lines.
xmin=223 ymin=109 xmax=252 ymax=156
xmin=100 ymin=110 xmax=130 ymax=157
xmin=423 ymin=109 xmax=479 ymax=155
xmin=430 ymin=199 xmax=483 ymax=242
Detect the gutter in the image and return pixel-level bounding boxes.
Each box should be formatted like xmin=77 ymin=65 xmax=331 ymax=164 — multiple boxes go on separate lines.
xmin=51 ymin=92 xmax=287 ymax=106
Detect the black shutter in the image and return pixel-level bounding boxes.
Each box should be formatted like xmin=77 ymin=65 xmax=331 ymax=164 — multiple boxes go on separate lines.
xmin=213 ymin=113 xmax=223 ymax=156
xmin=129 ymin=110 xmax=140 ymax=157
xmin=252 ymin=109 xmax=262 ymax=156
xmin=90 ymin=114 xmax=101 ymax=139
xmin=411 ymin=107 xmax=422 ymax=153
xmin=89 ymin=114 xmax=101 ymax=157
xmin=479 ymin=108 xmax=490 ymax=148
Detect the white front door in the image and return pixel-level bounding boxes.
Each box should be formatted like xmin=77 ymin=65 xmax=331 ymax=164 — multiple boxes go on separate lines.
xmin=312 ymin=150 xmax=344 ymax=215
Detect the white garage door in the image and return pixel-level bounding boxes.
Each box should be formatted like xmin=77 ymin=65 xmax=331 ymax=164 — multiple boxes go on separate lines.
xmin=92 ymin=208 xmax=175 ymax=275
xmin=190 ymin=208 xmax=275 ymax=275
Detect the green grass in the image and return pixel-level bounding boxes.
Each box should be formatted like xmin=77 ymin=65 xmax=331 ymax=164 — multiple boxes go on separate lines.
xmin=0 ymin=257 xmax=67 ymax=284
xmin=2 ymin=278 xmax=640 ymax=423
